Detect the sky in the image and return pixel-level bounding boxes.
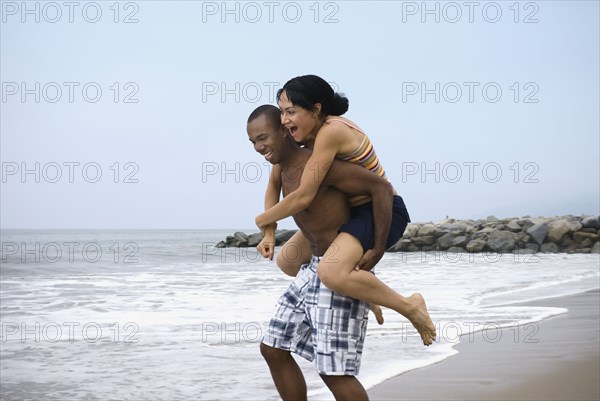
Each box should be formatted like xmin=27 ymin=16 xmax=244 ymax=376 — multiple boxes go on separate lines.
xmin=1 ymin=0 xmax=599 ymax=229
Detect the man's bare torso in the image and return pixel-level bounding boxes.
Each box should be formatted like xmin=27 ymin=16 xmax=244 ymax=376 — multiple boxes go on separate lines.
xmin=280 ymin=149 xmax=350 ymax=256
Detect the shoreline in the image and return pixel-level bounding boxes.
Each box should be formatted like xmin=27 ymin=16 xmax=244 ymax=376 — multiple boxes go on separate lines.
xmin=366 ymin=289 xmax=600 ymax=401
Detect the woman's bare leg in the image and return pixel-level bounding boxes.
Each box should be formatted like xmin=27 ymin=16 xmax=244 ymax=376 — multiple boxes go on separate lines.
xmin=277 ymin=231 xmax=385 ymax=322
xmin=317 ymin=232 xmax=436 ymax=345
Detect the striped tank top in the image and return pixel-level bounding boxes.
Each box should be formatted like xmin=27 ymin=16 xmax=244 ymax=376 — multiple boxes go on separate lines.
xmin=326 ymin=118 xmax=388 ymax=207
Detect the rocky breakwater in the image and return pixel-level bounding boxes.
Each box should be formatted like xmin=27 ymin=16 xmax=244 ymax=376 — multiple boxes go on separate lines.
xmin=217 ymin=215 xmax=600 ymax=254
xmin=216 ymin=230 xmax=297 ymax=248
xmin=388 ymin=215 xmax=600 ymax=254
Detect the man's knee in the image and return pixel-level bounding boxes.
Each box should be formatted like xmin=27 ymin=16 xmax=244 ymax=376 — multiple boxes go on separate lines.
xmin=276 ymin=253 xmax=301 ymax=277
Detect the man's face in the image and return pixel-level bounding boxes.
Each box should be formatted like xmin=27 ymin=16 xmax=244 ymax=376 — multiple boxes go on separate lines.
xmin=247 ymin=114 xmax=284 ymax=165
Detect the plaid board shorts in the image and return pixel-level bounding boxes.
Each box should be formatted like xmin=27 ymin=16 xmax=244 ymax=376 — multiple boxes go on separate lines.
xmin=262 ymin=256 xmax=370 ymax=376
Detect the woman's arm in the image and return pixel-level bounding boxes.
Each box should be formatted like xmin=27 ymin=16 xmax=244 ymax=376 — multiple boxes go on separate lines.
xmin=255 ymin=125 xmax=342 ymax=229
xmin=264 ymin=164 xmax=282 ymax=210
xmin=257 ymin=165 xmax=281 ymax=260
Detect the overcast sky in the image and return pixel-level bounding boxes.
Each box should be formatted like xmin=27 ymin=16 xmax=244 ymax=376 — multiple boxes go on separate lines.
xmin=1 ymin=1 xmax=598 ymax=229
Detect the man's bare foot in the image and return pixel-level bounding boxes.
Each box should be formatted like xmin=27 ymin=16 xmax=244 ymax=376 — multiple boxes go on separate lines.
xmin=370 ymin=304 xmax=384 ymax=325
xmin=406 ymin=293 xmax=436 ymax=346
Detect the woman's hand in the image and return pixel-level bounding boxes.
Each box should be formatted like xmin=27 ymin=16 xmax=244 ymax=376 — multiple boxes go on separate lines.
xmin=255 ymin=213 xmax=269 ymax=234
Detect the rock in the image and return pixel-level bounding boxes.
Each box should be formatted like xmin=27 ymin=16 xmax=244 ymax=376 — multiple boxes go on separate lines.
xmin=471 ymin=227 xmax=495 ymax=240
xmin=216 ymin=241 xmax=226 ymax=248
xmin=582 ymin=216 xmax=600 ymax=229
xmin=518 ymin=233 xmax=531 ymax=244
xmin=402 ymin=224 xmax=419 ymax=239
xmin=486 ymin=215 xmax=499 ymax=222
xmin=506 ymin=220 xmax=522 ymax=232
xmin=573 ymin=231 xmax=599 ymax=244
xmin=440 ymin=223 xmax=469 ymax=235
xmin=527 ymin=222 xmax=548 ymax=245
xmin=520 ymin=217 xmax=542 ymax=231
xmin=487 ymin=231 xmax=518 ymax=253
xmin=412 ymin=235 xmax=436 ymax=246
xmin=546 ymin=219 xmax=572 ymax=242
xmin=466 ymin=239 xmax=486 ymax=253
xmin=247 ymin=233 xmax=263 ymax=247
xmin=560 ymin=237 xmax=579 ymax=252
xmin=224 ymin=235 xmax=241 ymax=247
xmin=437 ymin=233 xmax=457 ymax=250
xmin=406 ymin=243 xmax=420 ymax=252
xmin=591 ymin=242 xmax=600 ymax=253
xmin=472 ymin=219 xmax=486 ymax=228
xmin=451 ymin=236 xmax=469 ymax=247
xmin=446 ymin=247 xmax=465 ymax=254
xmin=233 ymin=232 xmax=249 ymax=246
xmin=540 ymin=243 xmax=559 ymax=253
xmin=524 ymin=243 xmax=539 ymax=252
xmin=418 ymin=224 xmax=443 ymax=238
xmin=388 ymin=239 xmax=412 ymax=252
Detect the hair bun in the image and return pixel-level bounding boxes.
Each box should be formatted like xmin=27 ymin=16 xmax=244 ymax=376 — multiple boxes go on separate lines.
xmin=330 ymin=93 xmax=349 ymax=116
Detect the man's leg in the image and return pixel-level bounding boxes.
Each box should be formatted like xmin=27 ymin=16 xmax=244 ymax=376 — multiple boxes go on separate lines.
xmin=260 ymin=343 xmax=307 ymax=401
xmin=261 ymin=260 xmax=315 ymax=400
xmin=320 ymin=375 xmax=368 ymax=401
xmin=305 ymin=257 xmax=372 ymax=401
xmin=276 ymin=230 xmax=312 ymax=277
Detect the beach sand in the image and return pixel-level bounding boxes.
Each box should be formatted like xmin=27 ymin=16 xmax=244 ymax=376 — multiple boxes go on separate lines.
xmin=367 ymin=290 xmax=600 ymax=401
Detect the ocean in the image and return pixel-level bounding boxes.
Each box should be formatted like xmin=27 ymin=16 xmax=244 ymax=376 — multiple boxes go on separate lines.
xmin=1 ymin=229 xmax=598 ymax=400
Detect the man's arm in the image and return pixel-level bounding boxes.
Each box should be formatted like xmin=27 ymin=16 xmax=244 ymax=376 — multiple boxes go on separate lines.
xmin=323 ymin=159 xmax=394 ymax=271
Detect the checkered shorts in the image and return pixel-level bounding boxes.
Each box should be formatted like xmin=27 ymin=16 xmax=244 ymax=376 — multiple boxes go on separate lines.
xmin=262 ymin=256 xmax=370 ymax=375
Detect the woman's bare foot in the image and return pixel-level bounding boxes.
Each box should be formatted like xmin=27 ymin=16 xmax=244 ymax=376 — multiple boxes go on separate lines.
xmin=370 ymin=304 xmax=384 ymax=325
xmin=406 ymin=293 xmax=436 ymax=346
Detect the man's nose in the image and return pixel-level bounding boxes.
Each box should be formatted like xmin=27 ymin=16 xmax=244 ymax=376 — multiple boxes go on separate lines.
xmin=254 ymin=142 xmax=264 ymax=153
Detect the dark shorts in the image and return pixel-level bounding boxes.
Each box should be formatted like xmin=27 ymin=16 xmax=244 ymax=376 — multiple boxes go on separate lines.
xmin=339 ymin=195 xmax=411 ymax=252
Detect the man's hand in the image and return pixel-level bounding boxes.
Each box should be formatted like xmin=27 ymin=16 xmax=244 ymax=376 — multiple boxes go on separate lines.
xmin=355 ymin=248 xmax=385 ymax=272
xmin=257 ymin=224 xmax=277 ymax=260
xmin=257 ymin=234 xmax=276 ymax=260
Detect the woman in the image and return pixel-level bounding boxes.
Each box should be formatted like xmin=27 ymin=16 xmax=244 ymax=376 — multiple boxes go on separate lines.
xmin=256 ymin=75 xmax=435 ymax=345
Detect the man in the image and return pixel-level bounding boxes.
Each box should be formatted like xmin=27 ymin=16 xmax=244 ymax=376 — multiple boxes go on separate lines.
xmin=247 ymin=104 xmax=397 ymax=401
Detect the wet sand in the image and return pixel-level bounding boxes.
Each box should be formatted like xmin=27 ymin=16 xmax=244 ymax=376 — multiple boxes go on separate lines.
xmin=367 ymin=289 xmax=600 ymax=401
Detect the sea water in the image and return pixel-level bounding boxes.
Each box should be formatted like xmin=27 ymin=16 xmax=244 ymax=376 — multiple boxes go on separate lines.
xmin=1 ymin=229 xmax=598 ymax=400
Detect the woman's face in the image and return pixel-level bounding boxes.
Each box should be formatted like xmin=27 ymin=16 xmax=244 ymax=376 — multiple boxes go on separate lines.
xmin=278 ymin=91 xmax=320 ymax=145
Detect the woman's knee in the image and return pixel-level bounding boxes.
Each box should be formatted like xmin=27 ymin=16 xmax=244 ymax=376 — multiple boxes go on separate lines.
xmin=317 ymin=263 xmax=345 ymax=292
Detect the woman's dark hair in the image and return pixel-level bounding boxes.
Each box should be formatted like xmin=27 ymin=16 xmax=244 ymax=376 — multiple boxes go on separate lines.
xmin=276 ymin=75 xmax=349 ymax=118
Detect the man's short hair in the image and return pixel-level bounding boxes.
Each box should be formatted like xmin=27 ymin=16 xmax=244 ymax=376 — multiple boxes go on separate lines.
xmin=247 ymin=104 xmax=281 ymax=130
